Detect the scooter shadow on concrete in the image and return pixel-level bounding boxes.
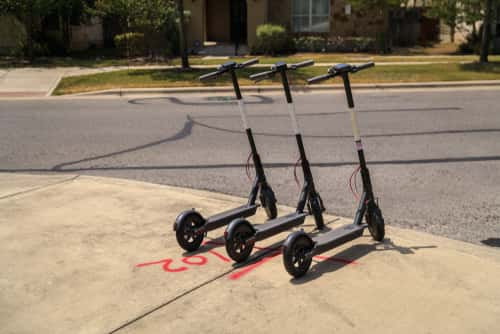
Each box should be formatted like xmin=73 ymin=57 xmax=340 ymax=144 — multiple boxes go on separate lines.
xmin=180 ymin=235 xmax=227 ymax=257
xmin=291 ymin=238 xmax=437 ymax=285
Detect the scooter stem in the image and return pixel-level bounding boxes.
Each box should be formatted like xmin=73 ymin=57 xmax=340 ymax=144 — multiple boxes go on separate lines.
xmin=341 ymin=73 xmax=362 ymax=142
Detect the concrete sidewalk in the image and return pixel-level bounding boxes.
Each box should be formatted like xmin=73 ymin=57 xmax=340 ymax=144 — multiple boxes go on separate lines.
xmin=0 ymin=68 xmax=65 ymax=97
xmin=0 ymin=173 xmax=499 ymax=334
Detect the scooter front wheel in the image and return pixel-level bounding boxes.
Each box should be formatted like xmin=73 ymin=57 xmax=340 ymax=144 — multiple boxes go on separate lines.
xmin=175 ymin=212 xmax=205 ymax=252
xmin=366 ymin=205 xmax=385 ymax=242
xmin=225 ymin=221 xmax=255 ymax=263
xmin=283 ymin=234 xmax=313 ymax=278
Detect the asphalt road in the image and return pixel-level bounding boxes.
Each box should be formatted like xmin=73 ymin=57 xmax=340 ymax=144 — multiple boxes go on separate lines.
xmin=1 ymin=88 xmax=499 ymax=247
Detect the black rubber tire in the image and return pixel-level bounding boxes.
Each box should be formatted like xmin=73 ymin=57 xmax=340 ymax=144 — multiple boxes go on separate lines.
xmin=260 ymin=186 xmax=278 ymax=219
xmin=225 ymin=222 xmax=255 ymax=263
xmin=283 ymin=234 xmax=314 ymax=278
xmin=308 ymin=195 xmax=325 ymax=230
xmin=366 ymin=205 xmax=385 ymax=242
xmin=175 ymin=213 xmax=205 ymax=252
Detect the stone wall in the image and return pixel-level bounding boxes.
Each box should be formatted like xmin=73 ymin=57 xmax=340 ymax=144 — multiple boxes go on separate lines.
xmin=268 ymin=0 xmax=386 ymax=38
xmin=70 ymin=17 xmax=103 ymax=51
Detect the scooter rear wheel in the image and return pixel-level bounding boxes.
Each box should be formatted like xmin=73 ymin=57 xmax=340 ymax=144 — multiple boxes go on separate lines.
xmin=366 ymin=205 xmax=385 ymax=242
xmin=260 ymin=186 xmax=278 ymax=219
xmin=225 ymin=222 xmax=255 ymax=263
xmin=283 ymin=234 xmax=313 ymax=278
xmin=175 ymin=213 xmax=205 ymax=252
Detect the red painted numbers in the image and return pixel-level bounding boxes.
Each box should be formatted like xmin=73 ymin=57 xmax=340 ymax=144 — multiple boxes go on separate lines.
xmin=135 ymin=240 xmax=358 ymax=280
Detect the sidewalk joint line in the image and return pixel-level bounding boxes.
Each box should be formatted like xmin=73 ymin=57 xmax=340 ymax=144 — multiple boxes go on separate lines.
xmin=108 ymin=244 xmax=282 ymax=333
xmin=0 ymin=175 xmax=80 ymax=201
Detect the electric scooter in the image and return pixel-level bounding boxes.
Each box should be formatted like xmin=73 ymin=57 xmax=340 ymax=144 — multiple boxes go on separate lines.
xmin=224 ymin=60 xmax=325 ymax=263
xmin=174 ymin=59 xmax=278 ymax=252
xmin=281 ymin=62 xmax=385 ymax=278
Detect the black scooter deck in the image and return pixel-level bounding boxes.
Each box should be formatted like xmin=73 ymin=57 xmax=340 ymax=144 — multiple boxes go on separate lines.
xmin=204 ymin=204 xmax=258 ymax=231
xmin=310 ymin=224 xmax=366 ymax=257
xmin=255 ymin=212 xmax=308 ymax=241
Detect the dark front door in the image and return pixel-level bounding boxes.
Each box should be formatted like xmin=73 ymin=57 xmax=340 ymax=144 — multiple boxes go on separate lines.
xmin=230 ymin=0 xmax=247 ymax=45
xmin=206 ymin=0 xmax=230 ymax=42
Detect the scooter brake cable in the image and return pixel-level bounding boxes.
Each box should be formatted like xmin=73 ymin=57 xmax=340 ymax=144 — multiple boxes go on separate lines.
xmin=293 ymin=157 xmax=302 ymax=188
xmin=349 ymin=165 xmax=361 ymax=201
xmin=245 ymin=152 xmax=253 ymax=182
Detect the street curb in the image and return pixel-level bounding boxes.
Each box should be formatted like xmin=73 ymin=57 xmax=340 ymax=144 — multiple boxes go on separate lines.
xmin=66 ymin=80 xmax=500 ymax=97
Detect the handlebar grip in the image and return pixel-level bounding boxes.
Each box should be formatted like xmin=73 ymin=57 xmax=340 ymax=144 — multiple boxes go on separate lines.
xmin=292 ymin=59 xmax=314 ymax=69
xmin=199 ymin=71 xmax=220 ymax=81
xmin=249 ymin=70 xmax=275 ymax=82
xmin=239 ymin=58 xmax=259 ymax=68
xmin=307 ymin=73 xmax=333 ymax=85
xmin=354 ymin=62 xmax=375 ymax=72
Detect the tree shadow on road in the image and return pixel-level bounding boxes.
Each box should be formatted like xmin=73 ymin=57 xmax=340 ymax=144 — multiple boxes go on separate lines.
xmin=481 ymin=238 xmax=500 ymax=247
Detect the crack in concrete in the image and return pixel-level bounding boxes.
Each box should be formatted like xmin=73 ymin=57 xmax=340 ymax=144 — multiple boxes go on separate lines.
xmin=108 ymin=245 xmax=281 ymax=333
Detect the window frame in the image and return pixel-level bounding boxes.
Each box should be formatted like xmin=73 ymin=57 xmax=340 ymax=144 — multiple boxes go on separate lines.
xmin=291 ymin=0 xmax=331 ymax=33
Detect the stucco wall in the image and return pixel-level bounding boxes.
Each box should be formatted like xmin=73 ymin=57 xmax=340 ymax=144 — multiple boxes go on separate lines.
xmin=247 ymin=0 xmax=268 ymax=47
xmin=185 ymin=0 xmax=205 ymax=49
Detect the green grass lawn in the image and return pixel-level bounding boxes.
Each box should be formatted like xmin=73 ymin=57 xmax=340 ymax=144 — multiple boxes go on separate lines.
xmin=53 ymin=62 xmax=500 ymax=95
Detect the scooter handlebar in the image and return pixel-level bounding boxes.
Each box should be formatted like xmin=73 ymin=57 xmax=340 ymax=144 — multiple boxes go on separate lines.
xmin=238 ymin=58 xmax=259 ymax=69
xmin=290 ymin=59 xmax=314 ymax=70
xmin=353 ymin=62 xmax=375 ymax=73
xmin=307 ymin=73 xmax=333 ymax=85
xmin=199 ymin=70 xmax=221 ymax=82
xmin=249 ymin=70 xmax=275 ymax=82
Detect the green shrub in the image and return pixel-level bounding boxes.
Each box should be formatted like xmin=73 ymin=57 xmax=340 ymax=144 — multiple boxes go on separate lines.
xmin=458 ymin=28 xmax=482 ymax=54
xmin=251 ymin=24 xmax=294 ymax=55
xmin=0 ymin=14 xmax=27 ymax=56
xmin=294 ymin=36 xmax=327 ymax=52
xmin=114 ymin=32 xmax=146 ymax=57
xmin=326 ymin=36 xmax=376 ymax=53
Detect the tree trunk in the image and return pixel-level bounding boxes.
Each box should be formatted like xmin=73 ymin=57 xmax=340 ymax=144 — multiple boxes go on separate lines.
xmin=450 ymin=24 xmax=455 ymax=43
xmin=177 ymin=0 xmax=189 ymax=69
xmin=480 ymin=0 xmax=493 ymax=63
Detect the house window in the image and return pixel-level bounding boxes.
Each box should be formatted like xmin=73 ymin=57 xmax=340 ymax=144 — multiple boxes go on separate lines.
xmin=292 ymin=0 xmax=330 ymax=33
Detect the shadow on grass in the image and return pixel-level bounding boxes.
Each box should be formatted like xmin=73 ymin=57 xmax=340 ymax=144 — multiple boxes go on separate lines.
xmin=124 ymin=66 xmax=323 ymax=86
xmin=459 ymin=61 xmax=500 ymax=73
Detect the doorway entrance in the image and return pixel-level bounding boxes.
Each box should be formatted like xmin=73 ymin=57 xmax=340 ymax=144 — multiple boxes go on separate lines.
xmin=206 ymin=0 xmax=247 ymax=44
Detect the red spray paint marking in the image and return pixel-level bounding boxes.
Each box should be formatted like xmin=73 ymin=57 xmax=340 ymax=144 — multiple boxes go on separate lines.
xmin=204 ymin=241 xmax=231 ymax=262
xmin=136 ymin=258 xmax=189 ymax=272
xmin=136 ymin=259 xmax=171 ymax=268
xmin=182 ymin=255 xmax=208 ymax=266
xmin=228 ymin=251 xmax=281 ymax=280
xmin=135 ymin=239 xmax=358 ymax=280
